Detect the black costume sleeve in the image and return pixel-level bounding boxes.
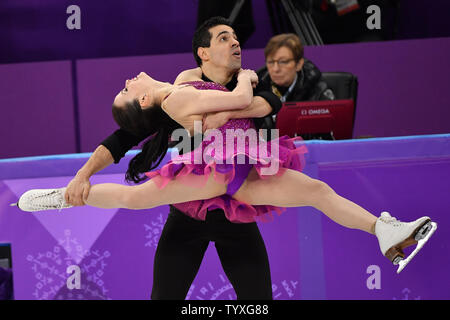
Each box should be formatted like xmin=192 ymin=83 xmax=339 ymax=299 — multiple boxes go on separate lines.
xmin=100 ymin=129 xmax=147 ymax=164
xmin=253 ymin=75 xmax=282 ymax=117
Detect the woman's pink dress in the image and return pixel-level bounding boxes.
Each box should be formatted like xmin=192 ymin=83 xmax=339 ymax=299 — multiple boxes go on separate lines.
xmin=145 ymin=81 xmax=307 ymax=223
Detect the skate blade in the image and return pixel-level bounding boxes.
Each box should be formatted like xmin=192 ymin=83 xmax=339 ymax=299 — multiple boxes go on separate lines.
xmin=397 ymin=222 xmax=437 ymax=274
xmin=387 ymin=218 xmax=432 ymax=265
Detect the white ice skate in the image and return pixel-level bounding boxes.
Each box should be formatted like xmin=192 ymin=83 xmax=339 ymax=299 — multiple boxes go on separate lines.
xmin=375 ymin=212 xmax=437 ymax=274
xmin=11 ymin=188 xmax=72 ymax=212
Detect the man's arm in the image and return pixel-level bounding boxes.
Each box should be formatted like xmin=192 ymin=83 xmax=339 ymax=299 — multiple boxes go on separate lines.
xmin=178 ymin=67 xmax=281 ymax=130
xmin=65 ymin=129 xmax=146 ymax=206
xmin=67 ymin=67 xmax=206 ymax=206
xmin=65 ymin=145 xmax=114 ymax=206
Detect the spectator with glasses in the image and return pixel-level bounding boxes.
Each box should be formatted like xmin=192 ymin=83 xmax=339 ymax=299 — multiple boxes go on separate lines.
xmin=257 ymin=33 xmax=335 ymax=125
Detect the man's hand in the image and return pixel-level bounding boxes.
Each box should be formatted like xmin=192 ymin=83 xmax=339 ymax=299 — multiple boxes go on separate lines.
xmin=63 ymin=145 xmax=114 ymax=206
xmin=202 ymin=112 xmax=231 ymax=132
xmin=65 ymin=175 xmax=91 ymax=206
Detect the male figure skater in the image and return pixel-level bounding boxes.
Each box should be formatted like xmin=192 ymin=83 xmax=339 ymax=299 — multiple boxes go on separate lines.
xmin=65 ymin=17 xmax=281 ymax=300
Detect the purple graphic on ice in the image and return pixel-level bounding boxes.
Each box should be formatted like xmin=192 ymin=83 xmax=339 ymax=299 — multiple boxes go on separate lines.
xmin=143 ymin=213 xmax=165 ymax=248
xmin=392 ymin=288 xmax=421 ymax=300
xmin=27 ymin=229 xmax=111 ymax=300
xmin=26 ymin=246 xmax=67 ymax=300
xmin=186 ymin=274 xmax=299 ymax=300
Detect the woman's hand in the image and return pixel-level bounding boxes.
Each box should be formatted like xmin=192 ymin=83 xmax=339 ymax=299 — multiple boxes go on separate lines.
xmin=202 ymin=111 xmax=231 ymax=132
xmin=237 ymin=68 xmax=259 ymax=88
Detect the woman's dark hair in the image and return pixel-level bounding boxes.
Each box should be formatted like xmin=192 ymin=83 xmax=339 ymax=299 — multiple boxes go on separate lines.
xmin=112 ymin=100 xmax=181 ymax=184
xmin=192 ymin=16 xmax=233 ymax=67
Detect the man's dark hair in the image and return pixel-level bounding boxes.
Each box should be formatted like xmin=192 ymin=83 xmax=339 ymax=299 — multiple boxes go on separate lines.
xmin=192 ymin=16 xmax=233 ymax=67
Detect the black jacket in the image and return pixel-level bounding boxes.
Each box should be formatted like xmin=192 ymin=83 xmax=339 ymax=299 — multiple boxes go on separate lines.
xmin=256 ymin=58 xmax=335 ymax=103
xmin=255 ymin=58 xmax=335 ymax=130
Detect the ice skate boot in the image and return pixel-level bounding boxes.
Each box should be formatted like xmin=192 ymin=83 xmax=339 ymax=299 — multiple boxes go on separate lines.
xmin=11 ymin=188 xmax=72 ymax=212
xmin=375 ymin=212 xmax=437 ymax=274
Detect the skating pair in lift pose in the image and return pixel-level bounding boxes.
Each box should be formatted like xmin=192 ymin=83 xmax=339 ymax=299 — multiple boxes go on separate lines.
xmin=13 ymin=68 xmax=437 ymax=274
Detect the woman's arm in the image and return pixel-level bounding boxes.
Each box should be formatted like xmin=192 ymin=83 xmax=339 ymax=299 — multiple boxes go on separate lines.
xmin=202 ymin=96 xmax=272 ymax=131
xmin=166 ymin=70 xmax=254 ymax=116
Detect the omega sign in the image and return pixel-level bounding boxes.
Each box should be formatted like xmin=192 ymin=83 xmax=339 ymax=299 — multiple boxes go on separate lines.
xmin=301 ymin=108 xmax=331 ymax=116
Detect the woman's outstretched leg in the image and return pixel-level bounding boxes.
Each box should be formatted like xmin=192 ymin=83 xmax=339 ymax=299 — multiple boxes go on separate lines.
xmin=15 ymin=162 xmax=435 ymax=272
xmin=234 ymin=168 xmax=436 ymax=273
xmin=234 ymin=168 xmax=377 ymax=234
xmin=16 ymin=166 xmax=376 ymax=232
xmin=85 ymin=170 xmax=227 ymax=210
xmin=15 ymin=171 xmax=227 ymax=211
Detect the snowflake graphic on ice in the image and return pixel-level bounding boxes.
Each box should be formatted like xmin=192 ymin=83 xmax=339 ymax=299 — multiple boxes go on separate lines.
xmin=392 ymin=288 xmax=421 ymax=300
xmin=58 ymin=229 xmax=87 ymax=264
xmin=27 ymin=229 xmax=111 ymax=300
xmin=186 ymin=274 xmax=299 ymax=300
xmin=143 ymin=213 xmax=166 ymax=248
xmin=273 ymin=279 xmax=299 ymax=299
xmin=26 ymin=246 xmax=67 ymax=300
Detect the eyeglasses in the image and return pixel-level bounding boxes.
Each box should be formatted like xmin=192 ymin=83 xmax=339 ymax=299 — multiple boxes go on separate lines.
xmin=266 ymin=58 xmax=295 ymax=67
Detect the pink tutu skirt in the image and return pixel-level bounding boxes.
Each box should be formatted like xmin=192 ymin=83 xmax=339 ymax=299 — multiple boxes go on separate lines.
xmin=145 ymin=118 xmax=307 ymax=223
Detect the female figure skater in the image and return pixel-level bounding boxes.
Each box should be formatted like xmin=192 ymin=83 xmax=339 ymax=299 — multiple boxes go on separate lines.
xmin=15 ymin=70 xmax=436 ymax=274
